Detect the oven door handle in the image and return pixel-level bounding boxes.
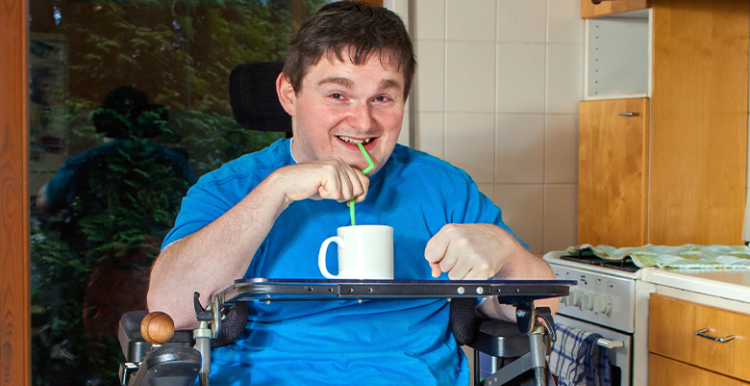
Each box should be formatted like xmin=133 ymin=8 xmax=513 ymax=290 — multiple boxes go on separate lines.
xmin=597 ymin=338 xmax=624 ymax=349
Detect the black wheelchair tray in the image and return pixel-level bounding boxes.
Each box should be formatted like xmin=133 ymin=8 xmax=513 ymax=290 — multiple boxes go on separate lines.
xmin=218 ymin=278 xmax=576 ymax=305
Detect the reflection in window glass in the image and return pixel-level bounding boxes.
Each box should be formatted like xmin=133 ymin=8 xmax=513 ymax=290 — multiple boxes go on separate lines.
xmin=28 ymin=1 xmax=325 ymax=384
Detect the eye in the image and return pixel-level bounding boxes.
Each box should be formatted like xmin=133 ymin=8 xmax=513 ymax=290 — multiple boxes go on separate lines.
xmin=374 ymin=96 xmax=390 ymax=102
xmin=330 ymin=93 xmax=344 ymax=99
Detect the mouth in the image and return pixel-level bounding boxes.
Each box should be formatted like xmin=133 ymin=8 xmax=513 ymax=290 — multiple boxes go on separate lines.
xmin=337 ymin=135 xmax=375 ymax=146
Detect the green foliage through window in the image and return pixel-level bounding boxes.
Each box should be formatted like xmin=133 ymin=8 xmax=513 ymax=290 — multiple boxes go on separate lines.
xmin=29 ymin=0 xmax=325 ymax=384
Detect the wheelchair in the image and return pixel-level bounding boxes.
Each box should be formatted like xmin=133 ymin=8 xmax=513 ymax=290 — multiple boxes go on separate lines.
xmin=118 ymin=279 xmax=564 ymax=386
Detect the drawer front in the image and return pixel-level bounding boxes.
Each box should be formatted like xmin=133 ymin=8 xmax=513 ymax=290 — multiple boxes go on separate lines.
xmin=649 ymin=353 xmax=749 ymax=386
xmin=649 ymin=294 xmax=750 ymax=382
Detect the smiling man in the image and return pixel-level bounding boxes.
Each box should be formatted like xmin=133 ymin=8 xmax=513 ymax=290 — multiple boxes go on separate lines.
xmin=147 ymin=2 xmax=556 ymax=385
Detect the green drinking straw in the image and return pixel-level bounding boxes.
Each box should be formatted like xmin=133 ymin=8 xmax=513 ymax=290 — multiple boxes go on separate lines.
xmin=350 ymin=142 xmax=374 ymax=226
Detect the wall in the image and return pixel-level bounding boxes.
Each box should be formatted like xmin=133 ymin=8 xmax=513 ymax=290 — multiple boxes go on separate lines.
xmin=409 ymin=0 xmax=585 ymax=255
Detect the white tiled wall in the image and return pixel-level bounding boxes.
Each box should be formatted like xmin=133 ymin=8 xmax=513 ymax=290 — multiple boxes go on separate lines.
xmin=411 ymin=0 xmax=584 ymax=255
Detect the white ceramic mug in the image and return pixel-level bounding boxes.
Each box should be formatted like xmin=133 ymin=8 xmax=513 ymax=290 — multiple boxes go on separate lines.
xmin=318 ymin=225 xmax=394 ymax=280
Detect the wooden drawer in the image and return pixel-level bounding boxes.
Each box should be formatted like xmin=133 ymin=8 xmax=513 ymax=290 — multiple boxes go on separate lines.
xmin=649 ymin=353 xmax=749 ymax=386
xmin=649 ymin=294 xmax=750 ymax=382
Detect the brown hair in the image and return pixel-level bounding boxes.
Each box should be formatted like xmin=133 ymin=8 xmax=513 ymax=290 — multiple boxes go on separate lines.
xmin=282 ymin=1 xmax=416 ymax=98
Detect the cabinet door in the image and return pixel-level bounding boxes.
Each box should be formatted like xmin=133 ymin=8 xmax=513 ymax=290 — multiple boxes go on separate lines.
xmin=581 ymin=0 xmax=650 ymax=19
xmin=578 ymin=98 xmax=649 ymax=247
xmin=649 ymin=354 xmax=749 ymax=386
xmin=649 ymin=0 xmax=749 ymax=245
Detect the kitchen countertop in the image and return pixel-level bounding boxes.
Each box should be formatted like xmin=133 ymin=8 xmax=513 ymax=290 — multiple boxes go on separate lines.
xmin=641 ymin=267 xmax=750 ymax=304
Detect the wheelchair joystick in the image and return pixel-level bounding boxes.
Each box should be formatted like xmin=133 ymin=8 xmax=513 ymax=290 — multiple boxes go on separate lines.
xmin=140 ymin=312 xmax=175 ymax=346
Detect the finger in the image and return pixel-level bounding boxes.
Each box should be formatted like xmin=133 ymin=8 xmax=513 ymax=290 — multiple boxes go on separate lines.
xmin=438 ymin=252 xmax=459 ymax=276
xmin=353 ymin=172 xmax=370 ymax=203
xmin=339 ymin=168 xmax=354 ymax=201
xmin=430 ymin=262 xmax=442 ymax=278
xmin=340 ymin=164 xmax=363 ymax=200
xmin=424 ymin=227 xmax=452 ymax=265
xmin=447 ymin=257 xmax=472 ymax=280
xmin=318 ymin=171 xmax=343 ymax=201
xmin=348 ymin=167 xmax=365 ymax=198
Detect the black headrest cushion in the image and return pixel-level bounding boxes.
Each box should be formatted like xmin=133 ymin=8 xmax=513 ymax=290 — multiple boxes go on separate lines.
xmin=229 ymin=62 xmax=292 ymax=133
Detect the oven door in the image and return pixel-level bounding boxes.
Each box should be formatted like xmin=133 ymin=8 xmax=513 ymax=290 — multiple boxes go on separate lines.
xmin=554 ymin=314 xmax=633 ymax=386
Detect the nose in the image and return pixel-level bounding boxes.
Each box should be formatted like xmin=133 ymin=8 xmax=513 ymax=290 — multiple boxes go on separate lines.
xmin=349 ymin=101 xmax=375 ymax=132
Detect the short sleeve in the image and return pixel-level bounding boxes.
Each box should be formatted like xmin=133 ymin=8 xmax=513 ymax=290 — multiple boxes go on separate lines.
xmin=159 ymin=138 xmax=291 ymax=251
xmin=160 ymin=168 xmax=267 ymax=250
xmin=161 ymin=180 xmax=236 ymax=250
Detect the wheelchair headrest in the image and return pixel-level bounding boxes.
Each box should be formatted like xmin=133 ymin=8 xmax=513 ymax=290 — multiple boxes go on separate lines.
xmin=229 ymin=61 xmax=292 ymax=133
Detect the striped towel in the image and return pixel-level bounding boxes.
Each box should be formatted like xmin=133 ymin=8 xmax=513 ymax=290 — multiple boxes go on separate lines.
xmin=549 ymin=323 xmax=611 ymax=386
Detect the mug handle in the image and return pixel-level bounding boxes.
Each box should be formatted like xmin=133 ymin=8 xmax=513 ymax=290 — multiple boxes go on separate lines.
xmin=318 ymin=236 xmax=344 ymax=279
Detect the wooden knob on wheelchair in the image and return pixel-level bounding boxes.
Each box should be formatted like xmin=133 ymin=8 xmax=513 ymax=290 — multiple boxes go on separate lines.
xmin=141 ymin=311 xmax=175 ymax=345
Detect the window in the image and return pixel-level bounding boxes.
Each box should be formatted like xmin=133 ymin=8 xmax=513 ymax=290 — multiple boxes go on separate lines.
xmin=28 ymin=1 xmax=326 ymax=383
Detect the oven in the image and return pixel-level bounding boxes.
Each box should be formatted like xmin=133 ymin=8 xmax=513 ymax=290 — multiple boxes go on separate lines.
xmin=553 ymin=315 xmax=632 ymax=386
xmin=543 ymin=250 xmax=648 ymax=386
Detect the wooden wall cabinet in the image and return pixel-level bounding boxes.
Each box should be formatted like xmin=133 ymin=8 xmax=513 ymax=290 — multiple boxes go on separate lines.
xmin=578 ymin=98 xmax=649 ymax=247
xmin=578 ymin=0 xmax=749 ymax=247
xmin=581 ymin=0 xmax=651 ymax=19
xmin=648 ymin=294 xmax=750 ymax=385
xmin=648 ymin=0 xmax=748 ymax=246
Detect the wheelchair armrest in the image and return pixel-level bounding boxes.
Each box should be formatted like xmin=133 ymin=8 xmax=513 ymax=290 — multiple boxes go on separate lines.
xmin=119 ymin=310 xmax=194 ymax=363
xmin=128 ymin=345 xmax=202 ymax=386
xmin=470 ymin=318 xmax=532 ymax=358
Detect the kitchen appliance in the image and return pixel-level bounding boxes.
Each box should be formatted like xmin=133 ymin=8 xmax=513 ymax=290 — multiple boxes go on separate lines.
xmin=543 ymin=250 xmax=652 ymax=386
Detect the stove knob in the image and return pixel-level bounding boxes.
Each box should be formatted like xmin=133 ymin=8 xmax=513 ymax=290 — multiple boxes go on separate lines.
xmin=581 ymin=293 xmax=594 ymax=311
xmin=594 ymin=294 xmax=613 ymax=315
xmin=562 ymin=291 xmax=572 ymax=306
xmin=568 ymin=289 xmax=582 ymax=307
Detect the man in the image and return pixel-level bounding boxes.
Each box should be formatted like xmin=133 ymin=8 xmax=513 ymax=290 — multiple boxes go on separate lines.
xmin=148 ymin=2 xmax=557 ymax=384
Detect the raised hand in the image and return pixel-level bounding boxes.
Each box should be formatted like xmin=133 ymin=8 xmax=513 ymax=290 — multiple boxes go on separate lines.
xmin=424 ymin=223 xmax=522 ymax=280
xmin=272 ymin=158 xmax=370 ymax=204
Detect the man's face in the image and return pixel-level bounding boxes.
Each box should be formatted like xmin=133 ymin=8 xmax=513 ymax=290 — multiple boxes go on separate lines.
xmin=279 ymin=52 xmax=405 ymax=175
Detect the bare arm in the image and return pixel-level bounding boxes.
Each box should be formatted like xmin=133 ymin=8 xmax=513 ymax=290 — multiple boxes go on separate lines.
xmin=148 ymin=159 xmax=369 ymax=329
xmin=424 ymin=223 xmax=558 ymax=322
xmin=477 ymin=247 xmax=559 ymax=322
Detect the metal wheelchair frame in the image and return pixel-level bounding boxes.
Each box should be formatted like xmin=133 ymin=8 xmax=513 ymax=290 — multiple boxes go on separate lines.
xmin=119 ymin=278 xmax=573 ymax=386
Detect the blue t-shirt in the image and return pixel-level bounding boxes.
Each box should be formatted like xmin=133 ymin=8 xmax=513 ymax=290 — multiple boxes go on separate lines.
xmin=163 ymin=138 xmax=526 ymax=385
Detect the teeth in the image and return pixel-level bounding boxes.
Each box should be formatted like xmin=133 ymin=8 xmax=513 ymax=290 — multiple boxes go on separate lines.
xmin=339 ymin=136 xmax=373 ymax=145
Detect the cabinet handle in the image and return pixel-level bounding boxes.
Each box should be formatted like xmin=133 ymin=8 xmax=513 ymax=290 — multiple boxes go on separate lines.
xmin=619 ymin=112 xmax=640 ymax=116
xmin=695 ymin=327 xmax=736 ymax=343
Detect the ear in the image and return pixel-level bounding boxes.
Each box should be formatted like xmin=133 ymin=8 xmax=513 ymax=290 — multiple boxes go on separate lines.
xmin=276 ymin=73 xmax=296 ymax=116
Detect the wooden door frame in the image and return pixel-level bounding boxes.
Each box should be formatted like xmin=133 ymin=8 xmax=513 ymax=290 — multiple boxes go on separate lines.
xmin=0 ymin=0 xmax=30 ymax=384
